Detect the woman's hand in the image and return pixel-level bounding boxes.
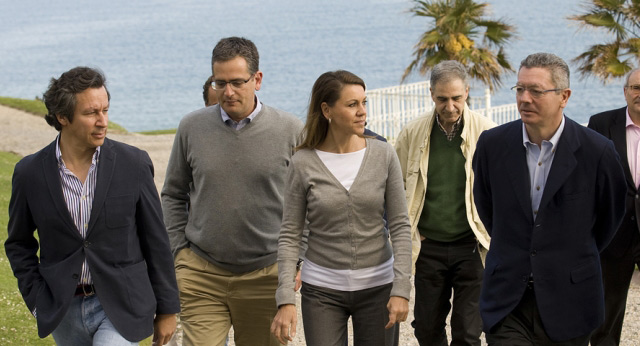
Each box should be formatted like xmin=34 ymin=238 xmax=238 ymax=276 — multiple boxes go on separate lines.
xmin=385 ymin=296 xmax=409 ymax=329
xmin=271 ymin=304 xmax=298 ymax=344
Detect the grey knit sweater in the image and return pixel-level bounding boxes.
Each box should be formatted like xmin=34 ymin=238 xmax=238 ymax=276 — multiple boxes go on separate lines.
xmin=161 ymin=104 xmax=303 ymax=273
xmin=275 ymin=138 xmax=412 ymax=306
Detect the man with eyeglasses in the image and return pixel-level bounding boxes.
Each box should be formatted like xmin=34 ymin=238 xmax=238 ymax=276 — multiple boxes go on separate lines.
xmin=472 ymin=52 xmax=627 ymax=344
xmin=395 ymin=60 xmax=495 ymax=346
xmin=162 ymin=36 xmax=303 ymax=346
xmin=587 ymin=68 xmax=640 ymax=346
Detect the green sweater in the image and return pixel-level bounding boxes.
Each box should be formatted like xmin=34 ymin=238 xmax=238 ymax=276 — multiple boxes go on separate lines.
xmin=417 ymin=124 xmax=472 ymax=242
xmin=162 ymin=104 xmax=303 ymax=273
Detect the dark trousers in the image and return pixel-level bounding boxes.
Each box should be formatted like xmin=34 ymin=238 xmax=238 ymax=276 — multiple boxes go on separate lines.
xmin=590 ymin=230 xmax=640 ymax=346
xmin=486 ymin=285 xmax=591 ymax=346
xmin=413 ymin=235 xmax=483 ymax=346
xmin=300 ymin=282 xmax=399 ymax=346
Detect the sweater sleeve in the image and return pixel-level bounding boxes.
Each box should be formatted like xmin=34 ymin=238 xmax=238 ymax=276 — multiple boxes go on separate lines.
xmin=384 ymin=144 xmax=413 ymax=300
xmin=275 ymin=155 xmax=308 ymax=306
xmin=161 ymin=124 xmax=192 ymax=256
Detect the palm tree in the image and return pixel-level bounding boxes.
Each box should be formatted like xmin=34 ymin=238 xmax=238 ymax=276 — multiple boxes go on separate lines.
xmin=569 ymin=0 xmax=640 ymax=82
xmin=402 ymin=0 xmax=516 ymax=91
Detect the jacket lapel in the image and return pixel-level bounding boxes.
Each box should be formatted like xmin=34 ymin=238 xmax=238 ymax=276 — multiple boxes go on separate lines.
xmin=504 ymin=121 xmax=535 ymax=222
xmin=87 ymin=139 xmax=115 ymax=234
xmin=538 ymin=117 xmax=579 ymax=211
xmin=42 ymin=140 xmax=81 ymax=237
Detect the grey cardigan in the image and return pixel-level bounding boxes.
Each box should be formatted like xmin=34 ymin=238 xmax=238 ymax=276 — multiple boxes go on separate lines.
xmin=275 ymin=138 xmax=412 ymax=306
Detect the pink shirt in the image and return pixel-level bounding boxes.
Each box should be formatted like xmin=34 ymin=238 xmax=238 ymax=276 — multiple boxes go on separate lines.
xmin=626 ymin=107 xmax=640 ymax=188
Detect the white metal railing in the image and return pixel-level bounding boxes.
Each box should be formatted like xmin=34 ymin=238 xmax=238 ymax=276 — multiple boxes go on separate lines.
xmin=365 ymin=81 xmax=519 ymax=143
xmin=365 ymin=81 xmax=434 ymax=141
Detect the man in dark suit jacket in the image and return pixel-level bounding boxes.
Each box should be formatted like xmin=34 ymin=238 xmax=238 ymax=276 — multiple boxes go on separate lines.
xmin=587 ymin=68 xmax=640 ymax=346
xmin=472 ymin=53 xmax=627 ymax=344
xmin=5 ymin=67 xmax=180 ymax=345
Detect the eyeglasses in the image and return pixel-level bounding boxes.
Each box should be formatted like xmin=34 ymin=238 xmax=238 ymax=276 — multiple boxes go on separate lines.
xmin=511 ymin=85 xmax=562 ymax=99
xmin=625 ymin=84 xmax=640 ymax=93
xmin=211 ymin=74 xmax=254 ymax=90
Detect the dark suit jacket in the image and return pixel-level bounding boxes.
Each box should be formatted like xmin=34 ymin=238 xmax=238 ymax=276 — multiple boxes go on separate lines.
xmin=472 ymin=117 xmax=627 ymax=341
xmin=588 ymin=106 xmax=640 ymax=257
xmin=5 ymin=138 xmax=180 ymax=341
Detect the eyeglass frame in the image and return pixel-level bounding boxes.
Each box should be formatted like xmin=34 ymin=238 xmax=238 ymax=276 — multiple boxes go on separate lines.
xmin=211 ymin=74 xmax=255 ymax=90
xmin=510 ymin=85 xmax=564 ymax=99
xmin=625 ymin=84 xmax=640 ymax=93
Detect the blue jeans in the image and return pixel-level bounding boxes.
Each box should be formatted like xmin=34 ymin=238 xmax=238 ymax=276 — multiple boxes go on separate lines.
xmin=51 ymin=295 xmax=138 ymax=346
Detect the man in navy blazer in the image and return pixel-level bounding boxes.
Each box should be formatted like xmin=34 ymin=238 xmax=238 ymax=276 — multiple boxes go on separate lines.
xmin=472 ymin=53 xmax=627 ymax=344
xmin=5 ymin=67 xmax=180 ymax=345
xmin=587 ymin=68 xmax=640 ymax=345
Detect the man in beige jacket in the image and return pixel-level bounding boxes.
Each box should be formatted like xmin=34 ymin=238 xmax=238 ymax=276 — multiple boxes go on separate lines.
xmin=395 ymin=60 xmax=495 ymax=345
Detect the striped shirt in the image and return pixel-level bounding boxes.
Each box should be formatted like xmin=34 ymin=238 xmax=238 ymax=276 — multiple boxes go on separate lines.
xmin=436 ymin=112 xmax=464 ymax=141
xmin=55 ymin=137 xmax=100 ymax=285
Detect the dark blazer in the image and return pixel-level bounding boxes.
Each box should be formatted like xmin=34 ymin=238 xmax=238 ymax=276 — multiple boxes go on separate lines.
xmin=5 ymin=138 xmax=180 ymax=341
xmin=472 ymin=117 xmax=627 ymax=341
xmin=588 ymin=106 xmax=640 ymax=257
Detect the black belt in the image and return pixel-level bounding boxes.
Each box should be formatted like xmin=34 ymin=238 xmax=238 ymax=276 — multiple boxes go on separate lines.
xmin=75 ymin=284 xmax=95 ymax=296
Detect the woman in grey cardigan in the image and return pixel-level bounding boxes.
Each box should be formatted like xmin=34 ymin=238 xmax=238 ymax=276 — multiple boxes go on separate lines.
xmin=271 ymin=70 xmax=412 ymax=345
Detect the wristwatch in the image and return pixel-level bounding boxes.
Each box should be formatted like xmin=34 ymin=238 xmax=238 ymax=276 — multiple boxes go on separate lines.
xmin=296 ymin=259 xmax=304 ymax=271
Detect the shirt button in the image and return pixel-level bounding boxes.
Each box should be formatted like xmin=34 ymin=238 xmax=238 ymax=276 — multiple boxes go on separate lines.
xmin=531 ymin=250 xmax=537 ymax=257
xmin=536 ymin=186 xmax=540 ymax=191
xmin=538 ymin=162 xmax=542 ymax=166
xmin=534 ymin=210 xmax=538 ymax=215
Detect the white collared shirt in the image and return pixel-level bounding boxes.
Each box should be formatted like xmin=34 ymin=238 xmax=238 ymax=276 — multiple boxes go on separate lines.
xmin=220 ymin=95 xmax=262 ymax=130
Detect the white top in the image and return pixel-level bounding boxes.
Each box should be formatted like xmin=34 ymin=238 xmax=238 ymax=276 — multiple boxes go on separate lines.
xmin=314 ymin=148 xmax=366 ymax=190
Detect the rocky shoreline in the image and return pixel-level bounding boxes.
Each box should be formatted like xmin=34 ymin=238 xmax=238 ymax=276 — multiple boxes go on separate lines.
xmin=2 ymin=104 xmax=639 ymax=345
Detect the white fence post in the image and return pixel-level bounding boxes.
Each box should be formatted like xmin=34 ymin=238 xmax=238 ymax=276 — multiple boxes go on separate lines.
xmin=484 ymin=88 xmax=492 ymax=122
xmin=365 ymin=82 xmax=519 ymax=142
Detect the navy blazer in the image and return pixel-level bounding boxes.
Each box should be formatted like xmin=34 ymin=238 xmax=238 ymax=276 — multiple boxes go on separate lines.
xmin=588 ymin=106 xmax=640 ymax=257
xmin=5 ymin=138 xmax=180 ymax=341
xmin=472 ymin=117 xmax=627 ymax=341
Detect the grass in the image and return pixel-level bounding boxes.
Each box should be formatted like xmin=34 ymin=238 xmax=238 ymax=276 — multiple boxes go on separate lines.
xmin=0 ymin=97 xmax=48 ymax=115
xmin=0 ymin=97 xmax=128 ymax=134
xmin=138 ymin=128 xmax=177 ymax=135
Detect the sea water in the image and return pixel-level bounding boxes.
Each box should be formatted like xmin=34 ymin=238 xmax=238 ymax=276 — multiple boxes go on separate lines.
xmin=0 ymin=0 xmax=624 ymax=131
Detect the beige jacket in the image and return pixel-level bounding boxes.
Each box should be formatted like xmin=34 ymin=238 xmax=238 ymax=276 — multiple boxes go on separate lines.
xmin=395 ymin=104 xmax=496 ymax=268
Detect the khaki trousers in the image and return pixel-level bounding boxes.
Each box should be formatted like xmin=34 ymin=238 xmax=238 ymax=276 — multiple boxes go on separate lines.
xmin=175 ymin=248 xmax=280 ymax=346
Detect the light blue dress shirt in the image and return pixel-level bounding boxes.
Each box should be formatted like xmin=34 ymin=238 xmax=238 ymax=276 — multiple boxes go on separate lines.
xmin=522 ymin=116 xmax=565 ymax=220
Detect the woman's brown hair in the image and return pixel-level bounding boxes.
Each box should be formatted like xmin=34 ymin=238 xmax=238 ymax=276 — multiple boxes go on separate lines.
xmin=297 ymin=70 xmax=366 ymax=150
